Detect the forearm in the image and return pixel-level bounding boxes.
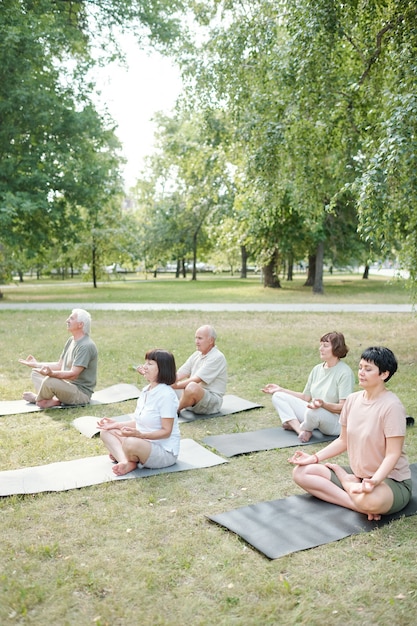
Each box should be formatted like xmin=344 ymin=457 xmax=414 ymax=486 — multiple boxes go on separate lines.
xmin=46 ymin=369 xmax=78 ymax=381
xmin=139 ymin=428 xmax=171 ymax=440
xmin=320 ymin=400 xmax=344 ymax=414
xmin=314 ymin=437 xmax=347 ymax=462
xmin=173 ymin=375 xmax=201 ymax=389
xmin=371 ymin=454 xmax=401 ymax=485
xmin=279 ymin=387 xmax=310 ymax=401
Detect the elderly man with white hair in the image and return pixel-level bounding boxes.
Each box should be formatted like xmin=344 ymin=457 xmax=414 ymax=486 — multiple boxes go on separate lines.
xmin=173 ymin=324 xmax=227 ymax=415
xmin=19 ymin=308 xmax=98 ymax=408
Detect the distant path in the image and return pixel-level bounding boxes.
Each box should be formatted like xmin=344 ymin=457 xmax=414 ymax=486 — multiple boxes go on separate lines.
xmin=0 ymin=302 xmax=414 ymax=312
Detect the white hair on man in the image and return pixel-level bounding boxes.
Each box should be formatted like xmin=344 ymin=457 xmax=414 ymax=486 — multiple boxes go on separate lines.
xmin=72 ymin=308 xmax=92 ymax=335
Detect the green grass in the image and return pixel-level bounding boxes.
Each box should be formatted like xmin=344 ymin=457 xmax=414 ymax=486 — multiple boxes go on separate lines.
xmin=0 ymin=280 xmax=417 ymax=625
xmin=1 ymin=270 xmax=412 ymax=304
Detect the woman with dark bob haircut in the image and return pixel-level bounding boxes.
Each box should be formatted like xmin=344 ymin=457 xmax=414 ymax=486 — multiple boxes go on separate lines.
xmin=290 ymin=346 xmax=412 ymax=521
xmin=262 ymin=331 xmax=355 ymax=442
xmin=97 ymin=349 xmax=180 ymax=475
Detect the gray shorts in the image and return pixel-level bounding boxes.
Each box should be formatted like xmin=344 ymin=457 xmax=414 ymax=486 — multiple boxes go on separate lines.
xmin=329 ymin=466 xmax=412 ymax=514
xmin=138 ymin=443 xmax=177 ymax=469
xmin=190 ymin=390 xmax=223 ymax=415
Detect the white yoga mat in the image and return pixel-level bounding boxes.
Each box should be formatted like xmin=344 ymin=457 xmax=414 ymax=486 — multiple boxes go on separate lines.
xmin=73 ymin=413 xmax=135 ymax=437
xmin=0 ymin=383 xmax=141 ymax=416
xmin=0 ymin=439 xmax=227 ymax=496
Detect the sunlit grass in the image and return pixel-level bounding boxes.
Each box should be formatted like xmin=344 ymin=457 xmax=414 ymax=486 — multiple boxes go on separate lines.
xmin=1 ymin=270 xmax=412 ymax=304
xmin=0 ymin=301 xmax=416 ymax=624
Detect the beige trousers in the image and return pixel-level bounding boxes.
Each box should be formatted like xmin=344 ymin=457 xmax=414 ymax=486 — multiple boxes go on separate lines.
xmin=31 ymin=370 xmax=90 ymax=406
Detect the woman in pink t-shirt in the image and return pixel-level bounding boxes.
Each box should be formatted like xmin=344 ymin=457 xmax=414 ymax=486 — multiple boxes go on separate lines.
xmin=289 ymin=346 xmax=412 ymax=521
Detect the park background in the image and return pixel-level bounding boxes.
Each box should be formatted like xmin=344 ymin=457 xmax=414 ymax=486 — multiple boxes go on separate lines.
xmin=1 ymin=274 xmax=417 ymax=625
xmin=1 ymin=2 xmax=417 ymax=294
xmin=1 ymin=2 xmax=417 ymax=625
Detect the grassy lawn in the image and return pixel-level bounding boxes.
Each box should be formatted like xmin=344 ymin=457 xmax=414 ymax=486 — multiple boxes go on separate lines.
xmin=0 ymin=270 xmax=412 ymax=304
xmin=0 ymin=279 xmax=417 ymax=625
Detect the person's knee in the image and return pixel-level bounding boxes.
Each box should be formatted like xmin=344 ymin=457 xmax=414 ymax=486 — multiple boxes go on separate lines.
xmin=184 ymin=381 xmax=204 ymax=401
xmin=292 ymin=465 xmax=306 ymax=485
xmin=272 ymin=392 xmax=285 ymax=410
xmin=303 ymin=408 xmax=318 ymax=427
xmin=185 ymin=381 xmax=200 ymax=393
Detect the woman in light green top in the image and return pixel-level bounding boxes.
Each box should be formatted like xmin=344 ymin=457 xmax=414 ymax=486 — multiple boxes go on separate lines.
xmin=262 ymin=331 xmax=355 ymax=443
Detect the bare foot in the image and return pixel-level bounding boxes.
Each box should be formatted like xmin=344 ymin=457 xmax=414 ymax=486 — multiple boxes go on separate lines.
xmin=366 ymin=512 xmax=381 ymax=521
xmin=23 ymin=391 xmax=37 ymax=403
xmin=36 ymin=398 xmax=61 ymax=409
xmin=282 ymin=422 xmax=295 ymax=432
xmin=112 ymin=461 xmax=137 ymax=476
xmin=298 ymin=430 xmax=313 ymax=443
xmin=109 ymin=454 xmax=118 ymax=463
xmin=325 ymin=463 xmax=361 ymax=485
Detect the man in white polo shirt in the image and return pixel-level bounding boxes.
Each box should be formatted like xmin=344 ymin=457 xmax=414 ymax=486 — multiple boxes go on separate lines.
xmin=173 ymin=324 xmax=227 ymax=415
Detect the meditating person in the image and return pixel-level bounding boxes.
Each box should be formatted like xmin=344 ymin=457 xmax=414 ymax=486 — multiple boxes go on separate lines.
xmin=19 ymin=308 xmax=98 ymax=408
xmin=97 ymin=349 xmax=180 ymax=476
xmin=262 ymin=331 xmax=355 ymax=442
xmin=172 ymin=324 xmax=227 ymax=415
xmin=289 ymin=346 xmax=412 ymax=521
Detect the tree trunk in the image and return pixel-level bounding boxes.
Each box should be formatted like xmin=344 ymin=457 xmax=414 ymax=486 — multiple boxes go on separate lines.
xmin=191 ymin=232 xmax=198 ymax=281
xmin=262 ymin=249 xmax=281 ymax=288
xmin=362 ymin=264 xmax=369 ymax=279
xmin=304 ymin=254 xmax=316 ymax=286
xmin=240 ymin=244 xmax=248 ymax=278
xmin=313 ymin=241 xmax=324 ymax=294
xmin=286 ymin=252 xmax=294 ymax=281
xmin=92 ymin=244 xmax=97 ymax=288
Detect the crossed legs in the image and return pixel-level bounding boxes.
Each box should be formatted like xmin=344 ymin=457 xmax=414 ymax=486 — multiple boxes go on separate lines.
xmin=292 ymin=463 xmax=394 ymax=521
xmin=100 ymin=429 xmax=152 ymax=476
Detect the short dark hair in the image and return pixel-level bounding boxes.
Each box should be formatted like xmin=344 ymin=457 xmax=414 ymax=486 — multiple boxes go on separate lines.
xmin=360 ymin=346 xmax=398 ymax=382
xmin=145 ymin=349 xmax=177 ymax=385
xmin=320 ymin=331 xmax=349 ymax=358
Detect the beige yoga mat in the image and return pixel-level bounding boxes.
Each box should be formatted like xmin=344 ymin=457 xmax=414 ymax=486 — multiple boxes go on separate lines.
xmin=72 ymin=395 xmax=263 ymax=436
xmin=0 ymin=383 xmax=141 ymax=416
xmin=0 ymin=439 xmax=227 ymax=496
xmin=178 ymin=394 xmax=263 ymax=422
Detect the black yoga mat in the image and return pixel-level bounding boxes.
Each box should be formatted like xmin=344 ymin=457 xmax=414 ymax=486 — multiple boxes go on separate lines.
xmin=203 ymin=427 xmax=336 ymax=456
xmin=208 ymin=464 xmax=417 ymax=559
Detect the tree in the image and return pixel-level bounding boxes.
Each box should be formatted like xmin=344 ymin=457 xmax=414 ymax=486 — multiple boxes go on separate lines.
xmin=175 ymin=0 xmax=416 ymax=293
xmin=133 ymin=109 xmax=234 ymax=279
xmin=0 ymin=0 xmax=186 ymax=284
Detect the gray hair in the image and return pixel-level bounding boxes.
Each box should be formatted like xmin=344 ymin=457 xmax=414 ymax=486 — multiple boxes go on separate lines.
xmin=199 ymin=324 xmax=217 ymax=340
xmin=73 ymin=308 xmax=91 ymax=335
xmin=208 ymin=325 xmax=217 ymax=340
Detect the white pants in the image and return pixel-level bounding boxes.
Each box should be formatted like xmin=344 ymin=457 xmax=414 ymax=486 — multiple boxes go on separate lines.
xmin=272 ymin=392 xmax=341 ymax=436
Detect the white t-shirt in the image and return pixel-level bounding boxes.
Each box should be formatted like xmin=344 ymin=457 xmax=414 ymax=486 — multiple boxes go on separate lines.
xmin=134 ymin=383 xmax=180 ymax=455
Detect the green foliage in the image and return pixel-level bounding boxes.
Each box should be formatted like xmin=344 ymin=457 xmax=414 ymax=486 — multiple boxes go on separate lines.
xmin=133 ymin=109 xmax=235 ymax=275
xmin=0 ymin=0 xmax=187 ymax=283
xmin=165 ymin=0 xmax=417 ymax=292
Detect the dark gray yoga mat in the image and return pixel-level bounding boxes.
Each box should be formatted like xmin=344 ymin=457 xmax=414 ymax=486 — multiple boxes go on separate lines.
xmin=208 ymin=463 xmax=417 ymax=559
xmin=203 ymin=427 xmax=336 ymax=456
